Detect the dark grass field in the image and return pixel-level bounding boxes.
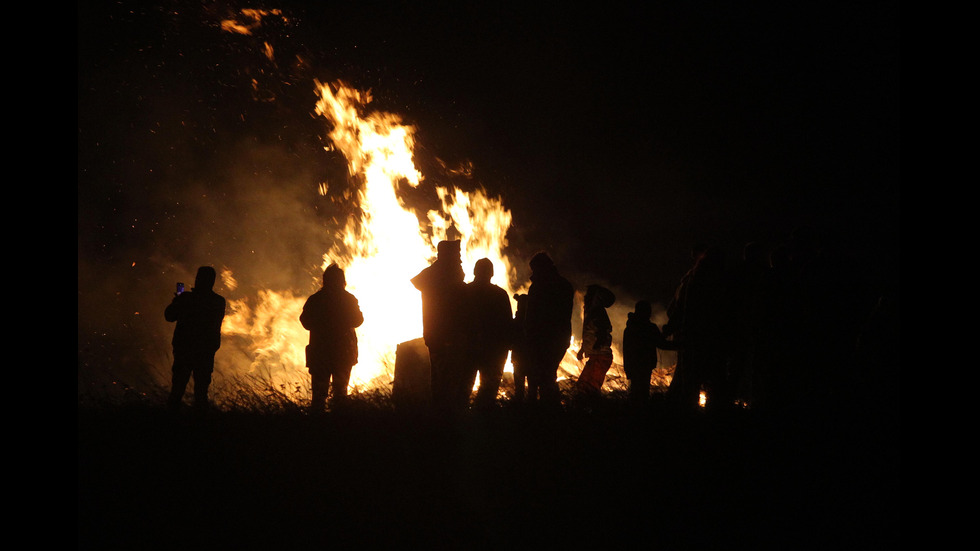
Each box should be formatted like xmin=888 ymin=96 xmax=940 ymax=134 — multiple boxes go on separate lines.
xmin=78 ymin=391 xmax=899 ymax=550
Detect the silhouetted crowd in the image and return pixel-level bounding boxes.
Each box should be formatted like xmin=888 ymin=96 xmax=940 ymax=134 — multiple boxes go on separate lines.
xmin=658 ymin=228 xmax=897 ymax=418
xmin=165 ymin=226 xmax=897 ymax=419
xmin=411 ymin=242 xmax=572 ymax=415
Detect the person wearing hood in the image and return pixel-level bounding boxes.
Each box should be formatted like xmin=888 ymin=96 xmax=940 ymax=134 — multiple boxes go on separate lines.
xmin=300 ymin=264 xmax=364 ymax=412
xmin=164 ymin=266 xmax=227 ymax=410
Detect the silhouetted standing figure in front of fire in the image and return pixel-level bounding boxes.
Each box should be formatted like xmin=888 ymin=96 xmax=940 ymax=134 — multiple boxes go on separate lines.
xmin=411 ymin=240 xmax=467 ymax=414
xmin=623 ymin=300 xmax=678 ymax=409
xmin=661 ymin=242 xmax=706 ymax=410
xmin=165 ymin=266 xmax=227 ymax=410
xmin=463 ymin=258 xmax=513 ymax=411
xmin=300 ymin=264 xmax=364 ymax=413
xmin=663 ymin=245 xmax=733 ymax=414
xmin=575 ymin=284 xmax=616 ymax=404
xmin=524 ymin=252 xmax=574 ymax=408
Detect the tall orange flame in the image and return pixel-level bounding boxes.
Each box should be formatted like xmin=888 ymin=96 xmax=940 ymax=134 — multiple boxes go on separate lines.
xmin=221 ymin=80 xmax=520 ymax=399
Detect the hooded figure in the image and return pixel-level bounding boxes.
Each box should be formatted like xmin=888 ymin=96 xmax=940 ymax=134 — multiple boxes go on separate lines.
xmin=165 ymin=266 xmax=227 ymax=409
xmin=301 ymin=264 xmax=364 ymax=411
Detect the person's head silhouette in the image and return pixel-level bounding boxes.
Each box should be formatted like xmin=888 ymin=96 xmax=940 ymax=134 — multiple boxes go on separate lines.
xmin=437 ymin=240 xmax=461 ymax=263
xmin=529 ymin=251 xmax=555 ymax=276
xmin=323 ymin=264 xmax=346 ymax=290
xmin=194 ymin=266 xmax=217 ymax=292
xmin=634 ymin=300 xmax=652 ymax=321
xmin=473 ymin=258 xmax=494 ymax=283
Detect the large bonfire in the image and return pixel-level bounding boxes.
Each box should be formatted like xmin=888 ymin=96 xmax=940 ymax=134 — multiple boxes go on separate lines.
xmin=220 ymin=79 xmax=522 ymax=398
xmin=183 ymin=7 xmax=664 ymax=406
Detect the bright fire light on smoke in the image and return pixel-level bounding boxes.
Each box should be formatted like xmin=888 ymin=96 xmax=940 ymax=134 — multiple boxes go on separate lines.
xmin=221 ymin=80 xmax=520 ymax=395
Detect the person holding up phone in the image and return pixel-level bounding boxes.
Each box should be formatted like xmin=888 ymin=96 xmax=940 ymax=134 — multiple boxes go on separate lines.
xmin=164 ymin=266 xmax=227 ymax=410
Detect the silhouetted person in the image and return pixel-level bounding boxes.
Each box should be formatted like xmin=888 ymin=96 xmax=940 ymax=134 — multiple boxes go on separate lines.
xmin=663 ymin=246 xmax=701 ymax=412
xmin=524 ymin=252 xmax=574 ymax=407
xmin=165 ymin=266 xmax=226 ymax=410
xmin=575 ymin=284 xmax=616 ymax=402
xmin=411 ymin=240 xmax=467 ymax=413
xmin=664 ymin=245 xmax=733 ymax=413
xmin=623 ymin=300 xmax=677 ymax=408
xmin=511 ymin=293 xmax=532 ymax=403
xmin=463 ymin=258 xmax=513 ymax=410
xmin=300 ymin=264 xmax=364 ymax=412
xmin=668 ymin=242 xmax=708 ymax=316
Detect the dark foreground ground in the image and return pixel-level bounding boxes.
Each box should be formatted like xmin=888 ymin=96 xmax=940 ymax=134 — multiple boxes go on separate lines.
xmin=78 ymin=395 xmax=899 ymax=550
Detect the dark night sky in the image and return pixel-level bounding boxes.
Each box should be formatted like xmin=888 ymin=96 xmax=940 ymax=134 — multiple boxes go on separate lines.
xmin=78 ymin=1 xmax=899 ymax=356
xmin=287 ymin=1 xmax=900 ymax=296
